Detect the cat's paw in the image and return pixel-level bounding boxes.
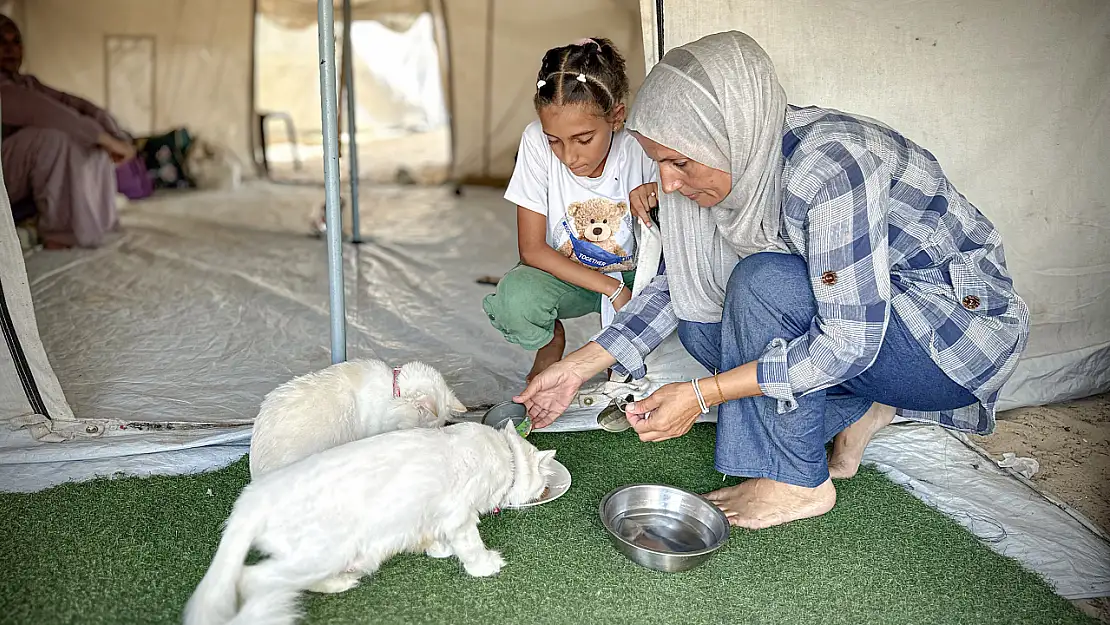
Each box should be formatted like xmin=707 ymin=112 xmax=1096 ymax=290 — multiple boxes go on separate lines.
xmin=425 ymin=540 xmax=454 ymax=559
xmin=307 ymin=574 xmax=361 ymax=594
xmin=463 ymin=550 xmax=505 ymax=577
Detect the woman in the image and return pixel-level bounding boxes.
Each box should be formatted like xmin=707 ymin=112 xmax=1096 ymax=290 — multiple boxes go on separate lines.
xmin=515 ymin=31 xmax=1029 ymax=529
xmin=1 ymin=14 xmax=135 ymax=248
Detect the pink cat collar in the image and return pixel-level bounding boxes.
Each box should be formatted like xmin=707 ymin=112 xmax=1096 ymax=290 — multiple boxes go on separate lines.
xmin=392 ymin=367 xmax=402 ymax=398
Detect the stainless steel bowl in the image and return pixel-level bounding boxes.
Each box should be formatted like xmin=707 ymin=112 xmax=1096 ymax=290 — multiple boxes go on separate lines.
xmin=599 ymin=483 xmax=729 ymax=572
xmin=481 ymin=401 xmax=532 ymax=436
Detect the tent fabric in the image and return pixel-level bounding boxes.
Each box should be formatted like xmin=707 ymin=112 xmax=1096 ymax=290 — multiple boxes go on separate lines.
xmin=15 ymin=0 xmax=644 ymax=184
xmin=638 ymin=0 xmax=1110 ymax=410
xmin=18 ymin=0 xmax=255 ymax=168
xmin=0 ymin=105 xmax=81 ymax=440
xmin=257 ymin=0 xmax=428 ymax=30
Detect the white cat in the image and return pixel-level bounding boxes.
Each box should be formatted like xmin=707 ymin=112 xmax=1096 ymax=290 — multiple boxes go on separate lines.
xmin=249 ymin=359 xmax=467 ymax=478
xmin=184 ymin=422 xmax=556 ymax=625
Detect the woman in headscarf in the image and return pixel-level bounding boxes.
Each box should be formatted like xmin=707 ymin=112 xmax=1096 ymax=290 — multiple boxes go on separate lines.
xmin=516 ymin=31 xmax=1029 ymax=529
xmin=1 ymin=13 xmax=135 ymax=248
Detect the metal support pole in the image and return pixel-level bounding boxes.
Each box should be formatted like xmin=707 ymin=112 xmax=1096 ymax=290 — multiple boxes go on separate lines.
xmin=342 ymin=0 xmax=362 ymax=243
xmin=317 ymin=0 xmax=347 ymax=364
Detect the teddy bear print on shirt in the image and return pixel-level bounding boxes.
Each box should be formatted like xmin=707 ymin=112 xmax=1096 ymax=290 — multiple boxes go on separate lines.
xmin=557 ymin=197 xmax=635 ymax=272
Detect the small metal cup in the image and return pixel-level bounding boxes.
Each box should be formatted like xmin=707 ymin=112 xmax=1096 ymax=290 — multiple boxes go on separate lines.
xmin=597 ymin=394 xmax=635 ymax=432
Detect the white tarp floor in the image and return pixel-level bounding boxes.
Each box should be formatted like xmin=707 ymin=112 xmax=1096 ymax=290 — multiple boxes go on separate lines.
xmin=0 ymin=182 xmax=1106 ymax=600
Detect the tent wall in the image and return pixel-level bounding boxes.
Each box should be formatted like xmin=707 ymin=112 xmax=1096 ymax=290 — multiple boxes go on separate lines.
xmin=641 ymin=0 xmax=1110 ymax=409
xmin=20 ymin=0 xmax=255 ymax=168
xmin=0 ymin=0 xmax=23 ymax=27
xmin=255 ymin=13 xmax=449 ymax=142
xmin=0 ymin=99 xmax=77 ymax=429
xmin=446 ymin=0 xmax=645 ymax=183
xmin=14 ymin=0 xmax=643 ymax=185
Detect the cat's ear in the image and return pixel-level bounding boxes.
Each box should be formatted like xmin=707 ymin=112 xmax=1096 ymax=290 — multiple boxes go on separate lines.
xmin=537 ymin=449 xmax=556 ymax=464
xmin=448 ymin=396 xmax=467 ymax=415
xmin=413 ymin=392 xmax=438 ymax=417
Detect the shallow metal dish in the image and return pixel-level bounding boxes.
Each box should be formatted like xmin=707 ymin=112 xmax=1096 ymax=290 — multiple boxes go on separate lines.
xmin=502 ymin=459 xmax=572 ymax=509
xmin=599 ymin=483 xmax=729 ymax=572
xmin=481 ymin=401 xmax=532 ymax=437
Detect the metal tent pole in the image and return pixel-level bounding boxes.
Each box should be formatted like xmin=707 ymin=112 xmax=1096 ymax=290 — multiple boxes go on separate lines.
xmin=317 ymin=0 xmax=348 ymax=364
xmin=342 ymin=0 xmax=362 ymax=243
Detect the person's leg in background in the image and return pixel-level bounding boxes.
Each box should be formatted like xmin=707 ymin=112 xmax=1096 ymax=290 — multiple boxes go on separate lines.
xmin=1 ymin=127 xmax=117 ymax=249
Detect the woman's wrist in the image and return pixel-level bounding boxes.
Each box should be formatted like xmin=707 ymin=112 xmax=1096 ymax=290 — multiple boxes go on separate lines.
xmin=699 ymin=374 xmax=727 ymax=407
xmin=564 ymin=341 xmax=617 ymax=380
xmin=699 ymin=361 xmax=762 ymax=407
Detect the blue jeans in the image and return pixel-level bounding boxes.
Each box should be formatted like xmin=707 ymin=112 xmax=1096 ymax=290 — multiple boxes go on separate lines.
xmin=677 ymin=253 xmax=977 ymax=488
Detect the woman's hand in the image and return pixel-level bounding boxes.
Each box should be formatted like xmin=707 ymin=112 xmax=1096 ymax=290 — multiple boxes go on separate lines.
xmin=624 ymin=382 xmax=702 ymax=442
xmin=514 ymin=360 xmax=586 ymax=429
xmin=628 ymin=182 xmax=658 ymax=229
xmin=514 ymin=341 xmax=616 ymax=429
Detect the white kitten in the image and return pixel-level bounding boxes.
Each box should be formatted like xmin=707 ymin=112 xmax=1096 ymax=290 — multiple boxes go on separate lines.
xmin=184 ymin=422 xmax=556 ymax=625
xmin=249 ymin=359 xmax=466 ymax=478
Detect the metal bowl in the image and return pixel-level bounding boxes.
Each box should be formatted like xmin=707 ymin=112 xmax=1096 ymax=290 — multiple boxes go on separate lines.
xmin=599 ymin=483 xmax=729 ymax=572
xmin=481 ymin=401 xmax=532 ymax=437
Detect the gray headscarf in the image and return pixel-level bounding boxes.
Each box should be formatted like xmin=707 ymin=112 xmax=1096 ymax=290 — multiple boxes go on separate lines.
xmin=627 ymin=31 xmax=789 ymax=323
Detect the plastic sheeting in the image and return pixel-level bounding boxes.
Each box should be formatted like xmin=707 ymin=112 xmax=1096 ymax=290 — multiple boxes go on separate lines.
xmin=638 ymin=0 xmax=1110 ymax=411
xmin=864 ymin=424 xmax=1110 ymax=600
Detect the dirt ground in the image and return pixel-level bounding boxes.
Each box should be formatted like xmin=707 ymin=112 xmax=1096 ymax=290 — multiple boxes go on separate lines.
xmin=971 ymin=392 xmax=1110 ymax=623
xmin=972 ymin=392 xmax=1110 ymax=534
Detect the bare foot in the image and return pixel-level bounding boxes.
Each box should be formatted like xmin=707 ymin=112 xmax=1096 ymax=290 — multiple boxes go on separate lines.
xmin=526 ymin=320 xmax=565 ymax=383
xmin=828 ymin=403 xmax=896 ymax=479
xmin=705 ymin=478 xmax=837 ymax=529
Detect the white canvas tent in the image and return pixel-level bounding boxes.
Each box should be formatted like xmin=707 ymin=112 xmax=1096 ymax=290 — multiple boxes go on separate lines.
xmin=633 ymin=0 xmax=1110 ymax=412
xmin=13 ymin=0 xmax=645 ymax=183
xmin=1 ymin=0 xmax=1108 ymax=600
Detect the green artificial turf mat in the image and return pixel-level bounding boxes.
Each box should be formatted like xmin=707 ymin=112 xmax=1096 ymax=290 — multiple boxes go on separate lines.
xmin=0 ymin=425 xmax=1094 ymax=625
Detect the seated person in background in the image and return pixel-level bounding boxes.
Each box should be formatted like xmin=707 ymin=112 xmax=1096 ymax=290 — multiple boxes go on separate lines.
xmin=0 ymin=13 xmax=135 ymax=249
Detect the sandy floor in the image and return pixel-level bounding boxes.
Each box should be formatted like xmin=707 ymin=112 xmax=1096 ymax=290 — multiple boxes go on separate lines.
xmin=974 ymin=394 xmax=1110 ymax=623
xmin=972 ymin=393 xmax=1110 ymax=534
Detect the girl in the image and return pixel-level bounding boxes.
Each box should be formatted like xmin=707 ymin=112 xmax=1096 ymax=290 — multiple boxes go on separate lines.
xmin=483 ymin=37 xmax=659 ymax=382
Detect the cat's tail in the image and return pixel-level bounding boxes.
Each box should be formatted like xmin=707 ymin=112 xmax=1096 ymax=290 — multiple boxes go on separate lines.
xmin=227 ymin=585 xmax=301 ymax=625
xmin=182 ymin=504 xmax=262 ymax=625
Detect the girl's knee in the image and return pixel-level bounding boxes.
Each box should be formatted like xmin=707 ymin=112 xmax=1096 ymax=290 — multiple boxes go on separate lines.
xmin=483 ymin=269 xmax=559 ymax=349
xmin=492 ymin=266 xmax=552 ymax=312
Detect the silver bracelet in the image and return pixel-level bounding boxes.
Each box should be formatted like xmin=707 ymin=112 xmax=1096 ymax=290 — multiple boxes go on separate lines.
xmin=608 ymin=281 xmax=625 ymax=303
xmin=690 ymin=379 xmax=709 ymax=414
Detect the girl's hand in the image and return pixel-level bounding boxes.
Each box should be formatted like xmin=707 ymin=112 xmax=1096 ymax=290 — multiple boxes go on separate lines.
xmin=624 ymin=382 xmax=702 ymax=442
xmin=628 ymin=182 xmax=658 ymax=229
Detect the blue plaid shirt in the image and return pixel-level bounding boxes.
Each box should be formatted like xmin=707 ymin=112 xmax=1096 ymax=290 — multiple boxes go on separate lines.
xmin=594 ymin=106 xmax=1029 ymax=434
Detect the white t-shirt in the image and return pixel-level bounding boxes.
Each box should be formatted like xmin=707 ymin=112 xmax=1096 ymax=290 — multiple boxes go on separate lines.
xmin=505 ymin=121 xmax=658 ymax=274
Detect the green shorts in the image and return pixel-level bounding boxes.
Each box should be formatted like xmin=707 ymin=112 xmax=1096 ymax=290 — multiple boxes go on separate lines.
xmin=482 ymin=265 xmax=636 ymax=350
